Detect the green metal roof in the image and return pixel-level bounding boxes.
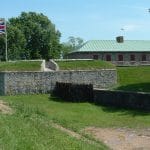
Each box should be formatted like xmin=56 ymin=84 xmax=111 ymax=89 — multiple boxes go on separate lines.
xmin=73 ymin=40 xmax=150 ymax=52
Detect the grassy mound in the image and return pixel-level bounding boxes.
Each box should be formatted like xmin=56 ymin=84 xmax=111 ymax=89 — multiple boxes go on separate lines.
xmin=0 ymin=61 xmax=42 ymax=71
xmin=116 ymin=66 xmax=150 ymax=92
xmin=56 ymin=60 xmax=115 ymax=70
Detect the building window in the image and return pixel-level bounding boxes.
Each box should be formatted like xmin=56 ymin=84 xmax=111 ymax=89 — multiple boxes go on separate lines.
xmin=93 ymin=55 xmax=99 ymax=60
xmin=142 ymin=54 xmax=146 ymax=61
xmin=130 ymin=54 xmax=135 ymax=61
xmin=106 ymin=54 xmax=111 ymax=61
xmin=118 ymin=54 xmax=123 ymax=61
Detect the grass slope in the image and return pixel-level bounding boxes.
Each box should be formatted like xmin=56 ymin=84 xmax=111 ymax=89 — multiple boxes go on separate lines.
xmin=0 ymin=95 xmax=108 ymax=150
xmin=0 ymin=61 xmax=42 ymax=71
xmin=117 ymin=66 xmax=150 ymax=92
xmin=0 ymin=94 xmax=149 ymax=149
xmin=56 ymin=60 xmax=115 ymax=70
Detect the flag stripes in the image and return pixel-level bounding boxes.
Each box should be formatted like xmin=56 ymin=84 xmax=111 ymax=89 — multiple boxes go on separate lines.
xmin=0 ymin=18 xmax=5 ymax=34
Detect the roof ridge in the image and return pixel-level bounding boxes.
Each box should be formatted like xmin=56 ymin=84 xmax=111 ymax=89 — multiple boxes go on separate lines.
xmin=87 ymin=40 xmax=150 ymax=42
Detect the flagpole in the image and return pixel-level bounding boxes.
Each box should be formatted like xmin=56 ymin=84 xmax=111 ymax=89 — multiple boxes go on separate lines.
xmin=5 ymin=19 xmax=8 ymax=61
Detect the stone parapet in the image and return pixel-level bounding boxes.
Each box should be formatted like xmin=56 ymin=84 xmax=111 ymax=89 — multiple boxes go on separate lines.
xmin=0 ymin=69 xmax=117 ymax=95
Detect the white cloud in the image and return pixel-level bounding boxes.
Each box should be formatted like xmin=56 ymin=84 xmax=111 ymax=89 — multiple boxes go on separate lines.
xmin=122 ymin=24 xmax=140 ymax=32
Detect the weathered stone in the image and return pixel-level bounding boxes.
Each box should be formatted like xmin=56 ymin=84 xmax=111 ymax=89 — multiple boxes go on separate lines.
xmin=0 ymin=70 xmax=117 ymax=95
xmin=94 ymin=89 xmax=150 ymax=111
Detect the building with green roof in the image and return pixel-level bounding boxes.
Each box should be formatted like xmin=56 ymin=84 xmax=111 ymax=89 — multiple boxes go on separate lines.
xmin=67 ymin=37 xmax=150 ymax=65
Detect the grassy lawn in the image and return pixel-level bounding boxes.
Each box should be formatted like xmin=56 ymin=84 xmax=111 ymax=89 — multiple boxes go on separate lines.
xmin=0 ymin=95 xmax=108 ymax=150
xmin=116 ymin=66 xmax=150 ymax=92
xmin=0 ymin=61 xmax=42 ymax=71
xmin=1 ymin=94 xmax=150 ymax=149
xmin=56 ymin=60 xmax=115 ymax=70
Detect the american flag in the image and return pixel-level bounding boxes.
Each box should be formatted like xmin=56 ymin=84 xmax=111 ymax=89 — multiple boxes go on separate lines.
xmin=0 ymin=18 xmax=5 ymax=34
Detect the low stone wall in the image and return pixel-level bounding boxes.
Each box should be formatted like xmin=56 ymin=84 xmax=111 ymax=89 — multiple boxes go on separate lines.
xmin=50 ymin=82 xmax=150 ymax=111
xmin=0 ymin=73 xmax=5 ymax=95
xmin=0 ymin=69 xmax=117 ymax=95
xmin=94 ymin=89 xmax=150 ymax=111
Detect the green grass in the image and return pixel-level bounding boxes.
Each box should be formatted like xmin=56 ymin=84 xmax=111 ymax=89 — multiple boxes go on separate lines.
xmin=56 ymin=60 xmax=115 ymax=70
xmin=1 ymin=94 xmax=150 ymax=149
xmin=116 ymin=66 xmax=150 ymax=92
xmin=0 ymin=95 xmax=108 ymax=150
xmin=0 ymin=61 xmax=42 ymax=71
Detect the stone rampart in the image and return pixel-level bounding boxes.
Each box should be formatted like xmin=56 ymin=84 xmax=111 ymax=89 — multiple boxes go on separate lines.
xmin=0 ymin=69 xmax=117 ymax=95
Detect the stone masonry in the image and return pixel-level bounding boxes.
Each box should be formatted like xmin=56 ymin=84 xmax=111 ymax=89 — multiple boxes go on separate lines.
xmin=0 ymin=69 xmax=117 ymax=95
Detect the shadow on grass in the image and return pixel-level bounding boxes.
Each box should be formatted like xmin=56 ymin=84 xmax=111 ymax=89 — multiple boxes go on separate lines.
xmin=116 ymin=83 xmax=150 ymax=93
xmin=50 ymin=96 xmax=150 ymax=117
xmin=49 ymin=96 xmax=65 ymax=102
xmin=49 ymin=96 xmax=85 ymax=103
xmin=100 ymin=105 xmax=150 ymax=117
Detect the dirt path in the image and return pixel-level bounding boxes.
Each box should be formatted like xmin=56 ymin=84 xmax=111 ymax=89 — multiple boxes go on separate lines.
xmin=51 ymin=123 xmax=150 ymax=149
xmin=51 ymin=123 xmax=102 ymax=147
xmin=51 ymin=123 xmax=81 ymax=139
xmin=0 ymin=100 xmax=13 ymax=114
xmin=84 ymin=127 xmax=150 ymax=150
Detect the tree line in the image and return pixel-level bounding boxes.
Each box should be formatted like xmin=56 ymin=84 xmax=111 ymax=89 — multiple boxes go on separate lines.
xmin=0 ymin=12 xmax=84 ymax=60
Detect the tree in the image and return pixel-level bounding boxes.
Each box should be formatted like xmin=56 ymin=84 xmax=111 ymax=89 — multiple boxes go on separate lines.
xmin=8 ymin=12 xmax=61 ymax=60
xmin=76 ymin=37 xmax=84 ymax=48
xmin=0 ymin=35 xmax=5 ymax=60
xmin=68 ymin=36 xmax=84 ymax=50
xmin=7 ymin=25 xmax=26 ymax=60
xmin=61 ymin=36 xmax=84 ymax=57
xmin=61 ymin=43 xmax=72 ymax=58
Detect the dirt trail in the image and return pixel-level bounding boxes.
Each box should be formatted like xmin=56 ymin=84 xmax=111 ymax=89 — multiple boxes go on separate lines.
xmin=51 ymin=123 xmax=150 ymax=149
xmin=51 ymin=123 xmax=81 ymax=139
xmin=0 ymin=100 xmax=13 ymax=114
xmin=84 ymin=127 xmax=150 ymax=150
xmin=51 ymin=123 xmax=102 ymax=147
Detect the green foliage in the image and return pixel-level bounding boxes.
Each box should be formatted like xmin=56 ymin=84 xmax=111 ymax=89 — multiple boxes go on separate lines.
xmin=116 ymin=66 xmax=150 ymax=92
xmin=60 ymin=43 xmax=72 ymax=58
xmin=61 ymin=36 xmax=84 ymax=57
xmin=0 ymin=61 xmax=42 ymax=71
xmin=0 ymin=35 xmax=5 ymax=60
xmin=0 ymin=12 xmax=62 ymax=60
xmin=56 ymin=60 xmax=116 ymax=70
xmin=68 ymin=36 xmax=84 ymax=49
xmin=7 ymin=25 xmax=26 ymax=60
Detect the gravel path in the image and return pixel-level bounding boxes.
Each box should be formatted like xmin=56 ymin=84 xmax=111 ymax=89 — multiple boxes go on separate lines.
xmin=84 ymin=127 xmax=150 ymax=150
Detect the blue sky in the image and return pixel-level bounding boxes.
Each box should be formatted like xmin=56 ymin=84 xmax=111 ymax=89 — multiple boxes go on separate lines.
xmin=1 ymin=0 xmax=150 ymax=42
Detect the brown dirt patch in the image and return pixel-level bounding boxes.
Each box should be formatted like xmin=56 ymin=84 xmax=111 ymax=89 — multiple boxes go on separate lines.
xmin=84 ymin=127 xmax=150 ymax=150
xmin=0 ymin=100 xmax=13 ymax=114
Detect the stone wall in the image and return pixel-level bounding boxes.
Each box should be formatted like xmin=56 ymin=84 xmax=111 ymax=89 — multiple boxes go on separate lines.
xmin=0 ymin=69 xmax=117 ymax=95
xmin=46 ymin=60 xmax=59 ymax=71
xmin=0 ymin=73 xmax=5 ymax=95
xmin=94 ymin=89 xmax=150 ymax=111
